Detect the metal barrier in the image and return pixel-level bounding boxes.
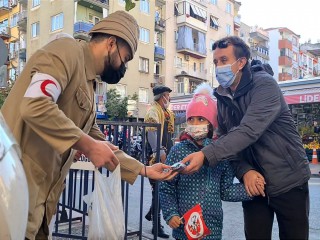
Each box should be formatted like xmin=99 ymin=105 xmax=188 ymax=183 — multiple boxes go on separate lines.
xmin=52 ymin=121 xmax=162 ymax=239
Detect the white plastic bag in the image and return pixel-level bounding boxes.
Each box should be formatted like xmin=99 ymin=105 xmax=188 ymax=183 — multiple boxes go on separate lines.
xmin=85 ymin=165 xmax=125 ymax=240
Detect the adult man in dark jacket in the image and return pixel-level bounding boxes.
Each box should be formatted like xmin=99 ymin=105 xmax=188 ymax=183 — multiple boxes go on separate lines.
xmin=181 ymin=36 xmax=311 ymax=239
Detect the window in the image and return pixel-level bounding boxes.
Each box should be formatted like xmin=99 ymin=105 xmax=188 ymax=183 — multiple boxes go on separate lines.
xmin=140 ymin=0 xmax=150 ymax=14
xmin=9 ymin=68 xmax=16 ymax=81
xmin=10 ymin=13 xmax=18 ymax=27
xmin=31 ymin=22 xmax=40 ymax=38
xmin=292 ymin=36 xmax=298 ymax=46
xmin=293 ymin=52 xmax=297 ymax=61
xmin=51 ymin=13 xmax=64 ymax=32
xmin=139 ymin=88 xmax=148 ymax=103
xmin=118 ymin=0 xmax=125 ymax=5
xmin=209 ymin=15 xmax=219 ymax=30
xmin=89 ymin=14 xmax=100 ymax=24
xmin=139 ymin=27 xmax=150 ymax=43
xmin=116 ymin=84 xmax=127 ymax=98
xmin=226 ymin=24 xmax=231 ymax=35
xmin=175 ymin=56 xmax=182 ymax=67
xmin=176 ymin=79 xmax=185 ymax=94
xmin=193 ymin=62 xmax=196 ymax=72
xmin=32 ymin=0 xmax=40 ymax=7
xmin=209 ymin=39 xmax=215 ymax=51
xmin=226 ymin=2 xmax=232 ymax=14
xmin=210 ymin=0 xmax=217 ymax=5
xmin=139 ymin=57 xmax=149 ymax=73
xmin=200 ymin=63 xmax=205 ymax=72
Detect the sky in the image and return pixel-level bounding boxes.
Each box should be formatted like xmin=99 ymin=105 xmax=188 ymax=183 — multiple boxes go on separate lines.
xmin=238 ymin=0 xmax=320 ymax=43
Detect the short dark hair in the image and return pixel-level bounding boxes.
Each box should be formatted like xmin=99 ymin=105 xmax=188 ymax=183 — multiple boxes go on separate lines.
xmin=213 ymin=36 xmax=251 ymax=67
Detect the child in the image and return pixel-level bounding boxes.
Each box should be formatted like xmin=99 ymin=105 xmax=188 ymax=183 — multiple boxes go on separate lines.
xmin=160 ymin=83 xmax=253 ymax=240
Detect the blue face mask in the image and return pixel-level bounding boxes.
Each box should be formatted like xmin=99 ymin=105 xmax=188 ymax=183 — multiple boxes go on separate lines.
xmin=215 ymin=60 xmax=240 ymax=88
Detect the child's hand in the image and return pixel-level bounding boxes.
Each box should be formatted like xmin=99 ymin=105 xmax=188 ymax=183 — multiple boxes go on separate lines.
xmin=168 ymin=215 xmax=182 ymax=229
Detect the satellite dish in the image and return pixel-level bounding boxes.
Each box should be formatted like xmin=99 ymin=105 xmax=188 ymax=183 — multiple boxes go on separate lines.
xmin=0 ymin=39 xmax=8 ymax=67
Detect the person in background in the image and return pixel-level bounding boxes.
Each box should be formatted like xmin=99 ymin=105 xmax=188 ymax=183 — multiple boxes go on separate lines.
xmin=160 ymin=83 xmax=255 ymax=240
xmin=143 ymin=85 xmax=175 ymax=238
xmin=1 ymin=11 xmax=175 ymax=240
xmin=181 ymin=36 xmax=310 ymax=240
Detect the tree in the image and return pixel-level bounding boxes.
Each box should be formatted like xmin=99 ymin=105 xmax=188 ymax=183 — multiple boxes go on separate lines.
xmin=124 ymin=0 xmax=142 ymax=11
xmin=0 ymin=86 xmax=12 ymax=108
xmin=105 ymin=88 xmax=129 ymax=120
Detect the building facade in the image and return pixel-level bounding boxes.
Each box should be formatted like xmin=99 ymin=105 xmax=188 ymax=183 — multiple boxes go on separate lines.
xmin=266 ymin=27 xmax=300 ymax=81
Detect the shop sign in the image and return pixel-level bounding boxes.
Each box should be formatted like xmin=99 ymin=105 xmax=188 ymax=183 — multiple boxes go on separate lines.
xmin=170 ymin=103 xmax=189 ymax=111
xmin=285 ymin=93 xmax=320 ymax=104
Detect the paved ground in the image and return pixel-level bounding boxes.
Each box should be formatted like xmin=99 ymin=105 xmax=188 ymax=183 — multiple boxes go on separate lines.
xmin=52 ymin=163 xmax=320 ymax=239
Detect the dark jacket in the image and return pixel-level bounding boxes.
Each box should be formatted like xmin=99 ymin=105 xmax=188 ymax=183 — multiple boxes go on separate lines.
xmin=202 ymin=66 xmax=311 ymax=197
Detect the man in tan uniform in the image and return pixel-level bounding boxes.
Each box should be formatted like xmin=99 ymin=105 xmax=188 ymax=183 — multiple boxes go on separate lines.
xmin=1 ymin=11 xmax=175 ymax=240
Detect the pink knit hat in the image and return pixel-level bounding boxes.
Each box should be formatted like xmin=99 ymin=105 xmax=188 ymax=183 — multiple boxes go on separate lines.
xmin=186 ymin=93 xmax=218 ymax=129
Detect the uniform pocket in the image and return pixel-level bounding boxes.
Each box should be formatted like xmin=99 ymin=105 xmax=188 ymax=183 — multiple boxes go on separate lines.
xmin=76 ymin=86 xmax=91 ymax=111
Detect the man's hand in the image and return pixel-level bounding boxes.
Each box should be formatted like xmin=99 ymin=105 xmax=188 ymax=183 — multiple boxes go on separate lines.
xmin=168 ymin=215 xmax=182 ymax=229
xmin=73 ymin=134 xmax=120 ymax=171
xmin=86 ymin=140 xmax=119 ymax=171
xmin=180 ymin=151 xmax=205 ymax=174
xmin=141 ymin=163 xmax=178 ymax=181
xmin=243 ymin=170 xmax=266 ymax=197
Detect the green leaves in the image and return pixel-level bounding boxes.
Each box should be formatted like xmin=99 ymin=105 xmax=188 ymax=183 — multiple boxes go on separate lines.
xmin=105 ymin=88 xmax=129 ymax=120
xmin=125 ymin=0 xmax=136 ymax=11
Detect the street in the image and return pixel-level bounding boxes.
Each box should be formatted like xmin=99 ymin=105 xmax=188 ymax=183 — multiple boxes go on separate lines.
xmin=126 ymin=176 xmax=320 ymax=240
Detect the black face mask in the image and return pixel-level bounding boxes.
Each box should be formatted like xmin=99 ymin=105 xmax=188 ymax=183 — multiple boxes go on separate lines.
xmin=100 ymin=60 xmax=126 ymax=84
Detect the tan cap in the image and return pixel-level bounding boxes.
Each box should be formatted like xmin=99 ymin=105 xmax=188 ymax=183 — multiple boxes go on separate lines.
xmin=89 ymin=11 xmax=139 ymax=57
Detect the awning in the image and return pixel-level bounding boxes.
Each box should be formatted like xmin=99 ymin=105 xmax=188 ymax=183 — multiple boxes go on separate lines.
xmin=190 ymin=4 xmax=206 ymax=19
xmin=210 ymin=15 xmax=219 ymax=27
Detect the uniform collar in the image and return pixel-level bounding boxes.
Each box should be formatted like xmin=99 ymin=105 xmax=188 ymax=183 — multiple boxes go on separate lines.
xmin=80 ymin=40 xmax=96 ymax=81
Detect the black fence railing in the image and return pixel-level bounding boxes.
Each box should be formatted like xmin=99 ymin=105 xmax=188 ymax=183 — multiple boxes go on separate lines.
xmin=52 ymin=121 xmax=162 ymax=239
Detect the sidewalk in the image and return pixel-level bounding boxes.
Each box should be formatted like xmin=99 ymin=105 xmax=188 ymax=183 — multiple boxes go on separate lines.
xmin=309 ymin=163 xmax=320 ymax=177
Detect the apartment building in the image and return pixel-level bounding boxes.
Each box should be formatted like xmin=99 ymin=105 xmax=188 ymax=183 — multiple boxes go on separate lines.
xmin=266 ymin=27 xmax=300 ymax=81
xmin=248 ymin=26 xmax=269 ymax=64
xmin=299 ymin=42 xmax=320 ymax=78
xmin=0 ymin=0 xmax=21 ymax=87
xmin=166 ymin=0 xmax=240 ymax=115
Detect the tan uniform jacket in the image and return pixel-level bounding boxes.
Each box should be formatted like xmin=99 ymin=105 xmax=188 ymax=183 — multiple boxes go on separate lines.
xmin=1 ymin=38 xmax=142 ymax=239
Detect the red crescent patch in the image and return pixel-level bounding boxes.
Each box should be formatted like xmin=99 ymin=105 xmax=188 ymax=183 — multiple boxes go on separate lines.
xmin=40 ymin=79 xmax=57 ymax=97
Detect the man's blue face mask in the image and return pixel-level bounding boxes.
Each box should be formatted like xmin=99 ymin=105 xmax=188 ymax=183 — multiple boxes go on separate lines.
xmin=215 ymin=59 xmax=240 ymax=88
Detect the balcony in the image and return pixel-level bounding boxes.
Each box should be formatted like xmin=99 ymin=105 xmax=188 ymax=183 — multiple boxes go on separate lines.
xmin=17 ymin=0 xmax=27 ymax=5
xmin=19 ymin=48 xmax=26 ymax=61
xmin=156 ymin=0 xmax=165 ymax=7
xmin=251 ymin=44 xmax=269 ymax=60
xmin=279 ymin=39 xmax=292 ymax=50
xmin=234 ymin=15 xmax=241 ymax=29
xmin=0 ymin=26 xmax=10 ymax=40
xmin=175 ymin=62 xmax=207 ymax=81
xmin=75 ymin=0 xmax=109 ymax=12
xmin=154 ymin=74 xmax=164 ymax=84
xmin=176 ymin=26 xmax=206 ymax=59
xmin=73 ymin=21 xmax=94 ymax=41
xmin=250 ymin=27 xmax=269 ymax=42
xmin=279 ymin=56 xmax=292 ymax=67
xmin=17 ymin=10 xmax=28 ymax=32
xmin=0 ymin=0 xmax=10 ymax=15
xmin=9 ymin=51 xmax=18 ymax=60
xmin=155 ymin=18 xmax=165 ymax=32
xmin=176 ymin=43 xmax=207 ymax=59
xmin=176 ymin=14 xmax=207 ymax=32
xmin=154 ymin=46 xmax=165 ymax=61
xmin=278 ymin=72 xmax=292 ymax=81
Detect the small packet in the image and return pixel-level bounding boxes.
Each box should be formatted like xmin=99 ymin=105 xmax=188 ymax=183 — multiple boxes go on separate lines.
xmin=163 ymin=162 xmax=186 ymax=173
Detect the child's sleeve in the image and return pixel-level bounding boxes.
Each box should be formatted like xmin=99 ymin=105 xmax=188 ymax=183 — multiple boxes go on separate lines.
xmin=220 ymin=161 xmax=252 ymax=202
xmin=160 ymin=145 xmax=181 ymax=223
